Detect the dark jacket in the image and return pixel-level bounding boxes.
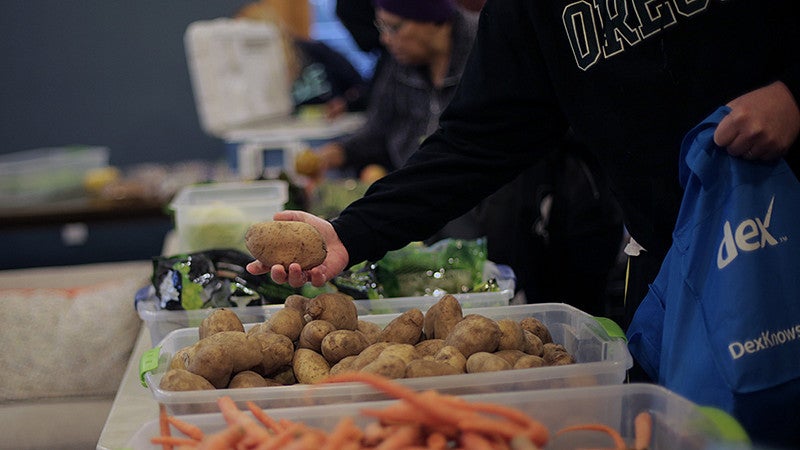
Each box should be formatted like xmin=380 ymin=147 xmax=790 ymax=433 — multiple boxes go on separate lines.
xmin=337 ymin=8 xmax=479 ymax=172
xmin=333 ymin=0 xmax=800 ymax=266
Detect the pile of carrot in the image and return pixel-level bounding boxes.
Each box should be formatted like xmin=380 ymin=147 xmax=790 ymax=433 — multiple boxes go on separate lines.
xmin=152 ymin=372 xmax=651 ymax=450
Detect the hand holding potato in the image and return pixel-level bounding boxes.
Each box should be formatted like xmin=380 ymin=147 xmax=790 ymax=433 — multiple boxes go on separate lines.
xmin=246 ymin=210 xmax=349 ymax=288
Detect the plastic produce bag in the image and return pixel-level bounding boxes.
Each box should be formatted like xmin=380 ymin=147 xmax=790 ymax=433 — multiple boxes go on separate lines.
xmin=331 ymin=238 xmax=491 ymax=299
xmin=151 ymin=249 xmax=298 ymax=310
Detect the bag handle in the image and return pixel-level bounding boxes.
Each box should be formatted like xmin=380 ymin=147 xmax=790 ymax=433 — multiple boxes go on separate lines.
xmin=678 ymin=106 xmax=731 ymax=189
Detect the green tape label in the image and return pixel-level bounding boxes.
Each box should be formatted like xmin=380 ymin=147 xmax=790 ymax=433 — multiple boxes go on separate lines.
xmin=139 ymin=346 xmax=161 ymax=388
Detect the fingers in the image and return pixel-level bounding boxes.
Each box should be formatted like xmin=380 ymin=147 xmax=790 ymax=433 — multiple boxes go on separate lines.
xmin=247 ymin=261 xmax=269 ymax=275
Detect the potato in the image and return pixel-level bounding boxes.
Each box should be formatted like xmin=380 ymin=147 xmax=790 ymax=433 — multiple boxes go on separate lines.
xmin=443 ymin=314 xmax=500 ymax=358
xmin=493 ymin=349 xmax=527 ymax=366
xmin=305 ymin=292 xmax=358 ymax=331
xmin=321 ymin=330 xmax=370 ymax=364
xmin=514 ymin=355 xmax=546 ymax=369
xmin=415 ymin=339 xmax=446 ymax=358
xmin=433 ymin=345 xmax=467 ymax=373
xmin=496 ymin=319 xmax=526 ymax=351
xmin=160 ymin=369 xmax=215 ymax=391
xmin=284 ymin=294 xmax=310 ymax=313
xmin=350 ymin=342 xmax=390 ymax=371
xmin=405 ymin=359 xmax=461 ymax=378
xmin=271 ymin=366 xmax=297 ymax=385
xmin=250 ymin=331 xmax=295 ymax=376
xmin=185 ymin=339 xmax=233 ymax=388
xmin=520 ymin=317 xmax=553 ymax=344
xmin=169 ymin=345 xmax=196 ymax=371
xmin=292 ymin=348 xmax=331 ymax=384
xmin=378 ymin=343 xmax=420 ymax=365
xmin=423 ymin=294 xmax=463 ymax=340
xmin=228 ymin=370 xmax=269 ymax=389
xmin=263 ymin=307 xmax=305 ymax=341
xmin=378 ymin=308 xmax=424 ymax=344
xmin=245 ymin=221 xmax=327 ymax=270
xmin=466 ymin=352 xmax=512 ymax=373
xmin=523 ymin=330 xmax=544 ymax=356
xmin=357 ymin=320 xmax=382 ymax=344
xmin=329 ymin=355 xmax=358 ymax=376
xmin=298 ymin=320 xmax=337 ymax=353
xmin=205 ymin=331 xmax=262 ymax=373
xmin=359 ymin=355 xmax=406 ymax=379
xmin=199 ymin=308 xmax=244 ymax=339
xmin=246 ymin=322 xmax=265 ymax=336
xmin=543 ymin=343 xmax=575 ymax=366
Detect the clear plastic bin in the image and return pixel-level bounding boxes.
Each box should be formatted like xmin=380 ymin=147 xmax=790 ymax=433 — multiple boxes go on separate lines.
xmin=127 ymin=383 xmax=750 ymax=449
xmin=168 ymin=180 xmax=288 ymax=253
xmin=0 ymin=145 xmax=109 ymax=206
xmin=136 ymin=275 xmax=515 ymax=346
xmin=140 ymin=303 xmax=632 ymax=415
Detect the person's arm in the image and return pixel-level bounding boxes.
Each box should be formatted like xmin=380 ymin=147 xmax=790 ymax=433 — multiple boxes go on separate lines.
xmin=715 ymin=14 xmax=800 ymax=161
xmin=257 ymin=1 xmax=568 ymax=286
xmin=714 ymin=81 xmax=800 ymax=160
xmin=332 ymin=0 xmax=569 ymax=267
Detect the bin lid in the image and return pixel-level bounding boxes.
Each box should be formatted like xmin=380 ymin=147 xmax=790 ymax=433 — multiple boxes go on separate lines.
xmin=184 ymin=18 xmax=294 ymax=137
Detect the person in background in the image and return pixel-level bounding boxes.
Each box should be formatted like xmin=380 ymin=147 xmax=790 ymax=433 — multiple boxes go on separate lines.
xmin=315 ymin=0 xmax=483 ymax=242
xmin=250 ymin=2 xmax=799 ymax=444
xmin=236 ymin=0 xmax=368 ymax=118
xmin=316 ymin=0 xmax=477 ymax=177
xmin=334 ymin=0 xmax=391 ymax=111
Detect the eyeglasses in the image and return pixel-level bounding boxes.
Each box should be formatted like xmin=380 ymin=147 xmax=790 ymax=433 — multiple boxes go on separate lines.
xmin=374 ymin=18 xmax=405 ymax=36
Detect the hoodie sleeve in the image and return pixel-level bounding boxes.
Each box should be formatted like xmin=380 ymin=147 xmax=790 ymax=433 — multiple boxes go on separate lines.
xmin=332 ymin=0 xmax=569 ymax=267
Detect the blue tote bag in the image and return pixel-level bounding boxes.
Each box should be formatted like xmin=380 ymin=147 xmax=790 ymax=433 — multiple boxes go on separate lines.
xmin=627 ymin=106 xmax=800 ymax=446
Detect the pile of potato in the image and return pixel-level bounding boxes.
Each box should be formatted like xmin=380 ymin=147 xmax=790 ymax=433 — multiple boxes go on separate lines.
xmin=159 ymin=293 xmax=575 ymax=392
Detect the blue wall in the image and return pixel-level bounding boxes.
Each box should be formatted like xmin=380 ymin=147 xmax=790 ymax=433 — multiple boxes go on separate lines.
xmin=0 ymin=1 xmax=251 ymax=167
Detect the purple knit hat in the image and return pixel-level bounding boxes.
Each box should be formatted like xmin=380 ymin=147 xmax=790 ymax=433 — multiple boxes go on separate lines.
xmin=373 ymin=0 xmax=456 ymax=23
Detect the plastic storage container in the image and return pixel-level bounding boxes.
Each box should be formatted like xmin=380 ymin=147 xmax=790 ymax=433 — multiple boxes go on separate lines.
xmin=184 ymin=19 xmax=293 ymax=137
xmin=183 ymin=18 xmax=365 ymax=180
xmin=167 ymin=180 xmax=288 ymax=253
xmin=224 ymin=113 xmax=365 ymax=181
xmin=136 ymin=271 xmax=515 ymax=346
xmin=140 ymin=303 xmax=632 ymax=415
xmin=0 ymin=145 xmax=109 ymax=206
xmin=127 ymin=383 xmax=750 ymax=449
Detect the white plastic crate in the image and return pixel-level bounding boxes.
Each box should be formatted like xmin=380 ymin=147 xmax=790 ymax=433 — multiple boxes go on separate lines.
xmin=139 ymin=303 xmax=632 ymax=415
xmin=167 ymin=180 xmax=288 ymax=253
xmin=184 ymin=19 xmax=293 ymax=136
xmin=127 ymin=383 xmax=750 ymax=449
xmin=0 ymin=146 xmax=109 ymax=206
xmin=136 ymin=274 xmax=515 ymax=346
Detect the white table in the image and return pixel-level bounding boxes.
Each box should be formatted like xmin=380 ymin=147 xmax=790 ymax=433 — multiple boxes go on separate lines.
xmin=96 ymin=325 xmax=157 ymax=450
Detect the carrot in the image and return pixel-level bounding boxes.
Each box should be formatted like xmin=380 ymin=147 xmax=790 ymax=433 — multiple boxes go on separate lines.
xmin=247 ymin=400 xmax=284 ymax=433
xmin=158 ymin=403 xmax=173 ymax=450
xmin=461 ymin=431 xmax=495 ymax=450
xmin=634 ymin=411 xmax=652 ymax=450
xmin=150 ymin=436 xmax=199 ymax=447
xmin=363 ymin=421 xmax=390 ymax=446
xmin=458 ymin=417 xmax=528 ymax=440
xmin=452 ymin=399 xmax=549 ymax=446
xmin=508 ymin=435 xmax=539 ymax=450
xmin=321 ymin=416 xmax=361 ymax=450
xmin=321 ymin=372 xmax=472 ymax=425
xmin=426 ymin=431 xmax=448 ymax=450
xmin=195 ymin=424 xmax=246 ymax=450
xmin=167 ymin=416 xmax=205 ymax=441
xmin=374 ymin=423 xmax=421 ymax=450
xmin=259 ymin=421 xmax=306 ymax=450
xmin=555 ymin=423 xmax=627 ymax=449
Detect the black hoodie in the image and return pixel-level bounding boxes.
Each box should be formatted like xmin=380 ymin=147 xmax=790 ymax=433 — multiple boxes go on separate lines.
xmin=332 ymin=0 xmax=800 ymax=269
